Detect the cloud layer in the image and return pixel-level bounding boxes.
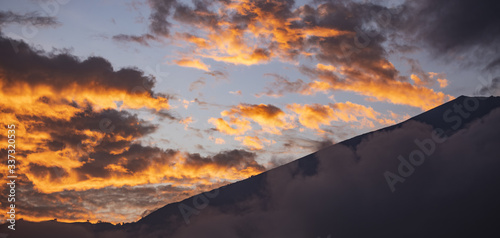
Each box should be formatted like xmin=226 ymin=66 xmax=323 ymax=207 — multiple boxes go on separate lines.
xmin=0 ymin=35 xmax=265 ymax=223
xmin=113 ymin=0 xmax=463 ymax=110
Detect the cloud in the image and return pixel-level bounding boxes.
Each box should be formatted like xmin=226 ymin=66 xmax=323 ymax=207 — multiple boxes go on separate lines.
xmin=397 ymin=0 xmax=500 ymax=67
xmin=229 ymin=90 xmax=241 ymax=95
xmin=204 ymin=70 xmax=228 ymax=81
xmin=179 ymin=116 xmax=193 ymax=129
xmin=300 ymin=64 xmax=454 ymax=110
xmin=0 ymin=35 xmax=266 ymax=224
xmin=211 ymin=101 xmax=395 ymax=146
xmin=256 ymin=74 xmax=308 ymax=98
xmin=184 ymin=149 xmax=265 ymax=173
xmin=209 ymin=136 xmax=225 ymax=145
xmin=189 ymin=79 xmax=205 ymax=91
xmin=287 ymin=101 xmax=391 ymax=133
xmin=235 ymin=135 xmax=275 ymax=150
xmin=0 ymin=11 xmax=58 ymax=27
xmin=208 ymin=117 xmax=252 ymax=135
xmin=173 ymin=58 xmax=210 ymax=71
xmin=437 ymin=78 xmax=448 ymax=88
xmin=220 ymin=104 xmax=295 ymax=135
xmin=0 ymin=181 xmax=197 ymax=224
xmin=147 ymin=0 xmax=177 ymax=37
xmin=110 ymin=0 xmax=177 ymax=45
xmin=405 ymin=58 xmax=434 ymax=86
xmin=176 ymin=32 xmax=209 ymax=48
xmin=209 ymin=104 xmax=297 ymax=150
xmin=477 ymin=77 xmax=500 ymax=96
xmin=112 ymin=34 xmax=156 ymax=46
xmin=123 ymin=0 xmax=457 ymax=110
xmin=0 ymin=37 xmax=171 ymax=113
xmin=142 ymin=0 xmax=354 ymax=67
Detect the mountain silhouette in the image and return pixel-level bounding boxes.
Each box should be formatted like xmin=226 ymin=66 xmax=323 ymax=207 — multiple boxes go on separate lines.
xmin=3 ymin=96 xmax=500 ymax=238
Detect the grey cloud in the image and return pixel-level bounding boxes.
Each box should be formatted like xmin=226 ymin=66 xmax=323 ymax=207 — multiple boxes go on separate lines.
xmin=112 ymin=34 xmax=156 ymax=46
xmin=477 ymin=77 xmax=500 ymax=96
xmin=0 ymin=11 xmax=58 ymax=27
xmin=397 ymin=0 xmax=500 ymax=67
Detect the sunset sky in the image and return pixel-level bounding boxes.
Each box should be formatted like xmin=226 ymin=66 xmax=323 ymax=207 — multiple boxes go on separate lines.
xmin=0 ymin=0 xmax=499 ymax=224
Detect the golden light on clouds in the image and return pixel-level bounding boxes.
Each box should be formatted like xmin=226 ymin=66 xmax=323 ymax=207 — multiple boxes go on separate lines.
xmin=235 ymin=135 xmax=276 ymax=150
xmin=0 ymin=37 xmax=269 ymax=224
xmin=308 ymin=64 xmax=455 ymax=110
xmin=169 ymin=0 xmax=353 ymax=66
xmin=287 ymin=102 xmax=393 ymax=133
xmin=173 ymin=58 xmax=210 ymax=71
xmin=0 ymin=0 xmax=472 ymax=226
xmin=221 ymin=104 xmax=295 ymax=135
xmin=437 ymin=78 xmax=449 ymax=88
xmin=208 ymin=117 xmax=252 ymax=135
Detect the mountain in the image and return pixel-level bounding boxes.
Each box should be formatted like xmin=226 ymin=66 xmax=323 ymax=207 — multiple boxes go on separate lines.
xmin=3 ymin=96 xmax=500 ymax=238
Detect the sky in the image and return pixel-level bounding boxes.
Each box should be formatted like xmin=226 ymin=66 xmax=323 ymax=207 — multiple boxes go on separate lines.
xmin=0 ymin=0 xmax=499 ymax=224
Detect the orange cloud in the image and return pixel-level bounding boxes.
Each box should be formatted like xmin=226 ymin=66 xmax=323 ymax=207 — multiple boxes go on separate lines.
xmin=411 ymin=74 xmax=423 ymax=85
xmin=316 ymin=63 xmax=337 ymax=72
xmin=173 ymin=58 xmax=210 ymax=71
xmin=168 ymin=0 xmax=352 ymax=66
xmin=287 ymin=102 xmax=391 ymax=132
xmin=437 ymin=78 xmax=449 ymax=88
xmin=235 ymin=135 xmax=275 ymax=150
xmin=177 ymin=33 xmax=209 ymax=48
xmin=180 ymin=116 xmax=193 ymax=129
xmin=221 ymin=104 xmax=295 ymax=135
xmin=287 ymin=103 xmax=337 ymax=131
xmin=304 ymin=65 xmax=454 ymax=110
xmin=13 ymin=143 xmax=265 ymax=194
xmin=208 ymin=117 xmax=252 ymax=135
xmin=209 ymin=136 xmax=226 ymax=145
xmin=229 ymin=90 xmax=242 ymax=95
xmin=0 ymin=37 xmax=266 ymax=224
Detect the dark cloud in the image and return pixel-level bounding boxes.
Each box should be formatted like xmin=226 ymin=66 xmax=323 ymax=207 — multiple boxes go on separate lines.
xmin=111 ymin=0 xmax=177 ymax=45
xmin=484 ymin=57 xmax=500 ymax=71
xmin=0 ymin=11 xmax=58 ymax=27
xmin=397 ymin=0 xmax=500 ymax=67
xmin=173 ymin=0 xmax=220 ymax=28
xmin=0 ymin=36 xmax=158 ymax=96
xmin=154 ymin=108 xmax=179 ymax=120
xmin=112 ymin=34 xmax=156 ymax=46
xmin=282 ymin=136 xmax=334 ymax=152
xmin=148 ymin=0 xmax=178 ymax=36
xmin=121 ymin=0 xmax=495 ymax=108
xmin=477 ymin=77 xmax=500 ymax=96
xmin=186 ymin=149 xmax=265 ymax=171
